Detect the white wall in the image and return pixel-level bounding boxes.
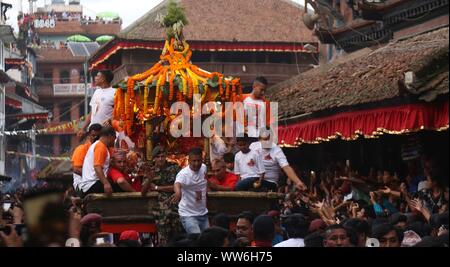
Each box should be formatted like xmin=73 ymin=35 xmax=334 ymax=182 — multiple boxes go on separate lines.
xmin=0 ymin=84 xmax=5 ymax=176
xmin=0 ymin=39 xmax=6 ymax=175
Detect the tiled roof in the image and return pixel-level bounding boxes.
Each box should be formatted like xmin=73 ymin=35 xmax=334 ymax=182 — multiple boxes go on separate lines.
xmin=267 ymin=27 xmax=449 ymax=120
xmin=119 ymin=0 xmax=317 ymax=43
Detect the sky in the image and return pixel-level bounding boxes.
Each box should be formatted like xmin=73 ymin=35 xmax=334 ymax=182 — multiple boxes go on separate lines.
xmin=4 ymin=0 xmax=306 ymax=32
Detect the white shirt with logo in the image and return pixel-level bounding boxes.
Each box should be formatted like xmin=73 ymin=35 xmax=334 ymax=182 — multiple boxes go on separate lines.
xmin=89 ymin=87 xmax=116 ymax=126
xmin=250 ymin=142 xmax=289 ymax=185
xmin=234 ymin=149 xmax=265 ymax=180
xmin=243 ymin=96 xmax=266 ymax=138
xmin=175 ymin=164 xmax=208 ymax=217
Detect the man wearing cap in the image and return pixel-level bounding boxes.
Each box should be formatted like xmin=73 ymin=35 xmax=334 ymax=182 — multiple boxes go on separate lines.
xmin=119 ymin=230 xmax=141 ymax=245
xmin=249 ymin=127 xmax=307 ymax=192
xmin=141 ymin=146 xmax=182 ymax=246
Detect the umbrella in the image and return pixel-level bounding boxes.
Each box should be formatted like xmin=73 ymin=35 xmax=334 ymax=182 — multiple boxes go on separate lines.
xmin=96 ymin=12 xmax=120 ymax=19
xmin=96 ymin=35 xmax=115 ymax=43
xmin=67 ymin=35 xmax=92 ymax=42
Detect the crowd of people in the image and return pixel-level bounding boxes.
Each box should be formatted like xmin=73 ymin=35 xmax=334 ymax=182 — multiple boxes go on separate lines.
xmin=1 ymin=73 xmax=448 ymax=247
xmin=20 ymin=12 xmax=121 ymax=26
xmin=17 ymin=12 xmax=120 ymax=52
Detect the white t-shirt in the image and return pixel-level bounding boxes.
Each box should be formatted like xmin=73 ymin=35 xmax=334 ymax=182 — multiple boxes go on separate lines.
xmin=244 ymin=96 xmax=266 ymax=138
xmin=79 ymin=141 xmax=110 ymax=193
xmin=89 ymin=87 xmax=116 ymax=126
xmin=73 ymin=173 xmax=81 ymax=191
xmin=175 ymin=164 xmax=208 ymax=217
xmin=210 ymin=135 xmax=226 ymax=163
xmin=274 ymin=238 xmax=305 ymax=247
xmin=250 ymin=142 xmax=289 ymax=185
xmin=234 ymin=150 xmax=265 ymax=180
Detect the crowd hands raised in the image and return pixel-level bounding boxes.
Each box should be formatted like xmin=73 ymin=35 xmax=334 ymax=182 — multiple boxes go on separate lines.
xmin=2 ymin=133 xmax=447 ymax=247
xmin=1 ymin=72 xmax=448 ymax=247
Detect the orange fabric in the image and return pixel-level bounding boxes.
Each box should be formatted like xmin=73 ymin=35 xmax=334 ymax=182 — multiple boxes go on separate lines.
xmin=71 ymin=141 xmax=91 ymax=167
xmin=111 ymin=119 xmax=123 ymax=132
xmin=94 ymin=141 xmax=109 ymax=167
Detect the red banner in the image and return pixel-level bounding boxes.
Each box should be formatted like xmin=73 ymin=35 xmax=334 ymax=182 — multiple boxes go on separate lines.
xmin=279 ymin=100 xmax=449 ymax=146
xmin=90 ymin=40 xmax=317 ymax=70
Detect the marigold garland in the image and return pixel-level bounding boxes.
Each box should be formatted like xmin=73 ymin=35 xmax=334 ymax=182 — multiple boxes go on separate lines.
xmin=114 ymin=38 xmax=243 ymax=136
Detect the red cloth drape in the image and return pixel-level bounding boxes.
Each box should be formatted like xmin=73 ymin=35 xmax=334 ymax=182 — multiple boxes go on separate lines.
xmin=5 ymin=97 xmax=22 ymax=109
xmin=278 ymin=100 xmax=449 ymax=146
xmin=90 ymin=40 xmax=316 ymax=70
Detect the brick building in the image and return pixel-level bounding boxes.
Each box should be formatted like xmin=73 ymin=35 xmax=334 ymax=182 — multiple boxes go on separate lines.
xmin=28 ymin=0 xmax=122 ymax=155
xmin=266 ymin=0 xmax=449 ymax=173
xmin=89 ymin=0 xmax=320 ymax=89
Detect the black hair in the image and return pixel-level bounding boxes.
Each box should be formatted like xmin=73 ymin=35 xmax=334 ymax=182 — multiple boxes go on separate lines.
xmin=88 ymin=123 xmax=103 ymax=133
xmin=388 ymin=212 xmax=408 ymax=226
xmin=254 ymin=76 xmax=268 ymax=86
xmin=371 ymin=223 xmax=404 ymax=242
xmin=99 ymin=126 xmax=116 ymax=137
xmin=236 ymin=133 xmax=256 ymax=144
xmin=116 ymin=240 xmax=141 ymax=247
xmin=99 ymin=70 xmax=114 ymax=84
xmin=22 ymin=186 xmax=65 ymax=201
xmin=252 ymin=215 xmax=275 ymax=242
xmin=370 ymin=217 xmax=389 ymax=230
xmin=284 ymin=214 xmax=309 ymax=239
xmin=344 ymin=218 xmax=370 ymax=236
xmin=189 ymin=147 xmax=203 ymax=157
xmin=212 ymin=213 xmax=230 ymax=230
xmin=167 ymin=233 xmax=200 ymax=247
xmin=223 ymin=153 xmax=235 ymax=164
xmin=238 ymin=211 xmax=255 ymax=225
xmin=197 ymin=227 xmax=229 ymax=247
xmin=344 ymin=226 xmax=359 ymax=247
xmin=324 ymin=224 xmax=350 ymax=239
xmin=405 ymin=221 xmax=432 ymax=237
xmin=430 ymin=211 xmax=449 ymax=229
xmin=304 ymin=231 xmax=324 ymax=247
xmin=413 ymin=236 xmax=447 ymax=247
xmin=39 ymin=202 xmax=69 ymax=224
xmin=167 ymin=238 xmax=196 ymax=247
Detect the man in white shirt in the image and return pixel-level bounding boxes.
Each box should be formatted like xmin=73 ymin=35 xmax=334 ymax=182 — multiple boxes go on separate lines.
xmin=234 ymin=134 xmax=269 ymax=191
xmin=171 ymin=148 xmax=209 ymax=234
xmin=275 ymin=214 xmax=308 ymax=247
xmin=250 ymin=127 xmax=307 ymax=192
xmin=79 ymin=126 xmax=116 ymax=197
xmin=78 ymin=70 xmax=116 ymax=137
xmin=243 ymin=76 xmax=269 ymax=138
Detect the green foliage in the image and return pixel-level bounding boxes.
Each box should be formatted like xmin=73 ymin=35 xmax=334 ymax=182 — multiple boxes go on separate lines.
xmin=207 ymin=75 xmax=219 ymax=88
xmin=198 ymin=83 xmax=205 ymax=95
xmin=114 ymin=82 xmax=127 ymax=89
xmin=162 ymin=82 xmax=170 ymax=96
xmin=173 ymin=75 xmax=182 ymax=90
xmin=163 ymin=0 xmax=188 ymax=28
